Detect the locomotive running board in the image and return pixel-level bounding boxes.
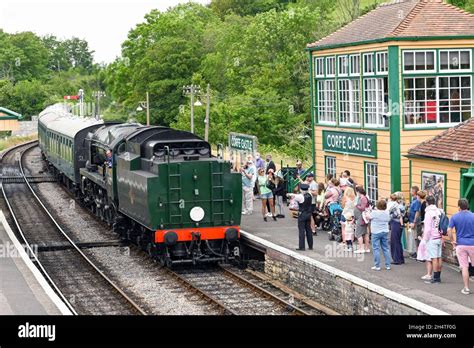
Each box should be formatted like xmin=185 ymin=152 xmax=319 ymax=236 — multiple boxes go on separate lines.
xmin=36 ymin=240 xmax=125 ymax=252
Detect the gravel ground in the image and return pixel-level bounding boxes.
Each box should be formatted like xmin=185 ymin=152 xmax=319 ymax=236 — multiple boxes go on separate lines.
xmin=35 ymin=182 xmax=118 ymax=243
xmin=85 ymin=246 xmax=221 ymax=315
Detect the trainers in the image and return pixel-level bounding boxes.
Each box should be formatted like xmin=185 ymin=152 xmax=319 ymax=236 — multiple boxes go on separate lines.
xmin=421 ymin=274 xmax=432 ymax=280
xmin=425 ymin=278 xmax=440 ymax=284
xmin=354 ymin=249 xmax=365 ymax=254
xmin=241 ymin=210 xmax=248 ymax=215
xmin=371 ymin=266 xmax=381 ymax=271
xmin=344 ymin=247 xmax=353 ymax=252
xmin=365 ymin=249 xmax=371 ymax=253
xmin=461 ymin=288 xmax=470 ymax=295
xmin=266 ymin=212 xmax=272 ymax=217
xmin=386 ymin=266 xmax=391 ymax=270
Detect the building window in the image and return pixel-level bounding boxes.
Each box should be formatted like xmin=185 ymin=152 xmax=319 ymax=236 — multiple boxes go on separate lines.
xmin=325 ymin=156 xmax=336 ymax=178
xmin=440 ymin=50 xmax=471 ymax=72
xmin=439 ymin=76 xmax=471 ymax=124
xmin=376 ymin=52 xmax=388 ymax=74
xmin=315 ymin=57 xmax=324 ymax=77
xmin=338 ymin=56 xmax=348 ymax=76
xmin=403 ymin=50 xmax=435 ymax=72
xmin=404 ymin=76 xmax=472 ymax=126
xmin=317 ymin=80 xmax=336 ymax=123
xmin=326 ymin=56 xmax=335 ymax=77
xmin=350 ymin=54 xmax=360 ymax=76
xmin=363 ymin=53 xmax=374 ymax=75
xmin=339 ymin=79 xmax=360 ymax=125
xmin=364 ymin=77 xmax=388 ymax=127
xmin=365 ymin=162 xmax=378 ymax=205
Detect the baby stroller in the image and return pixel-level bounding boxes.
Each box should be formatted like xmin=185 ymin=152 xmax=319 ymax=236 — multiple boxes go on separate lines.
xmin=326 ymin=202 xmax=343 ymax=242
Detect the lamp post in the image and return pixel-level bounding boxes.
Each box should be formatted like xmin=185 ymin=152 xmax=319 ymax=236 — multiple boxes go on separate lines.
xmin=204 ymin=84 xmax=210 ymax=142
xmin=137 ymin=91 xmax=150 ymax=126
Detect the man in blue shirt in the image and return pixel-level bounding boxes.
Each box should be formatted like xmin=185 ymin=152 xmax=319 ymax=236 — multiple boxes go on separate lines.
xmin=448 ymin=198 xmax=474 ymax=295
xmin=409 ymin=186 xmax=421 ymax=258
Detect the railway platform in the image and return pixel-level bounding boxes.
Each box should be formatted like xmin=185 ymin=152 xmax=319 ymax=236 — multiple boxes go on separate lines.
xmin=0 ymin=210 xmax=71 ymax=315
xmin=241 ymin=201 xmax=474 ymax=315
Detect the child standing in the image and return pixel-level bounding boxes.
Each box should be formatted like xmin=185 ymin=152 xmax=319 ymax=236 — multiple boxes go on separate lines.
xmin=343 ymin=212 xmax=355 ymax=251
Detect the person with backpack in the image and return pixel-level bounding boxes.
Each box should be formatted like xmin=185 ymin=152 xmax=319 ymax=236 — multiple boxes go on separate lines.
xmin=447 ymin=198 xmax=474 ymax=295
xmin=423 ymin=195 xmax=443 ymax=284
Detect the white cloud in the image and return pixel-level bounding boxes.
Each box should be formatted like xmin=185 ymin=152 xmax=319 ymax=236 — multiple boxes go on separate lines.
xmin=0 ymin=0 xmax=211 ymax=63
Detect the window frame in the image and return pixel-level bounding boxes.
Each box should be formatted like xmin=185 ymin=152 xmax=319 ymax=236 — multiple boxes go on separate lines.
xmin=317 ymin=79 xmax=337 ymax=125
xmin=365 ymin=162 xmax=379 ymax=206
xmin=338 ymin=78 xmax=361 ymax=126
xmin=376 ymin=51 xmax=388 ymax=75
xmin=315 ymin=57 xmax=325 ymax=78
xmin=349 ymin=54 xmax=360 ymax=77
xmin=338 ymin=55 xmax=348 ymax=77
xmin=326 ymin=56 xmax=336 ymax=77
xmin=325 ymin=156 xmax=337 ymax=178
xmin=439 ymin=49 xmax=472 ymax=73
xmin=403 ymin=75 xmax=472 ymax=129
xmin=363 ymin=77 xmax=388 ymax=128
xmin=363 ymin=53 xmax=375 ymax=76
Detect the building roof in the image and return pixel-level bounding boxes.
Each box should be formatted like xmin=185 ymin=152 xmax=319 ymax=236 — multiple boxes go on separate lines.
xmin=407 ymin=118 xmax=474 ymax=163
xmin=307 ymin=0 xmax=474 ymax=50
xmin=0 ymin=107 xmax=22 ymax=120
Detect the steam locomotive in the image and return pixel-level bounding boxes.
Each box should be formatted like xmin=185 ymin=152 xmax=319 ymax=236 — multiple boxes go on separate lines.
xmin=38 ymin=104 xmax=242 ymax=266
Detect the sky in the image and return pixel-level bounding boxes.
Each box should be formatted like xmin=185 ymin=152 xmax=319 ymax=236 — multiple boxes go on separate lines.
xmin=0 ymin=0 xmax=211 ymax=64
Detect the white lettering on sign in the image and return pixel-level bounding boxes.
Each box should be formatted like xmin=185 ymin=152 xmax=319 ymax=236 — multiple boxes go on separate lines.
xmin=230 ymin=135 xmax=254 ymax=151
xmin=325 ymin=133 xmax=373 ymax=154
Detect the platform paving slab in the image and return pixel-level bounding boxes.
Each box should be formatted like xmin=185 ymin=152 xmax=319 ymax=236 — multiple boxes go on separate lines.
xmin=0 ymin=210 xmax=68 ymax=315
xmin=241 ymin=201 xmax=474 ymax=315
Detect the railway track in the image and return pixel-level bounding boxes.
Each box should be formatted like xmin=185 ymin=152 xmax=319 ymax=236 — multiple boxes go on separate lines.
xmin=0 ymin=141 xmax=147 ymax=315
xmin=166 ymin=264 xmax=332 ymax=315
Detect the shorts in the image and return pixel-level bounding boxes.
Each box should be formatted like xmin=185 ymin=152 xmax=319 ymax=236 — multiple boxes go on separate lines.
xmin=427 ymin=239 xmax=442 ymax=259
xmin=456 ymin=245 xmax=474 ymax=269
xmin=261 ymin=192 xmax=273 ymax=199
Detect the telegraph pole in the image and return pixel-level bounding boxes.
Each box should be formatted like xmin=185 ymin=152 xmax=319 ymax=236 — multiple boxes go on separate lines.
xmin=146 ymin=91 xmax=150 ymax=126
xmin=92 ymin=90 xmax=106 ymax=120
xmin=204 ymin=84 xmax=210 ymax=142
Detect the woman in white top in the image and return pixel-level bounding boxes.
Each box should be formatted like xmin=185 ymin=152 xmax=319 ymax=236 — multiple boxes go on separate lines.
xmin=341 ymin=187 xmax=356 ymax=245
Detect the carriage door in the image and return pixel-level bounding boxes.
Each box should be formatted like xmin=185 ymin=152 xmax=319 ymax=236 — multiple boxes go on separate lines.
xmin=461 ymin=167 xmax=474 ymax=211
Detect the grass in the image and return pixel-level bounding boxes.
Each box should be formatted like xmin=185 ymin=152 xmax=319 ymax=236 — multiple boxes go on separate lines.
xmin=0 ymin=134 xmax=38 ymax=152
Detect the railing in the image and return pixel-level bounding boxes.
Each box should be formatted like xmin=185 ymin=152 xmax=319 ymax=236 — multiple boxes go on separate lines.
xmin=279 ymin=163 xmax=314 ymax=194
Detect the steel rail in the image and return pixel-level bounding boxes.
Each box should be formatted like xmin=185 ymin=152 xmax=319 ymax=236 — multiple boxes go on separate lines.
xmin=218 ymin=265 xmax=310 ymax=315
xmin=2 ymin=142 xmax=147 ymax=315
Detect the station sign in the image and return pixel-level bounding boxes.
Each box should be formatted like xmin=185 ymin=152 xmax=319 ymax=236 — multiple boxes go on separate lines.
xmin=322 ymin=130 xmax=377 ymax=158
xmin=229 ymin=132 xmax=257 ymax=153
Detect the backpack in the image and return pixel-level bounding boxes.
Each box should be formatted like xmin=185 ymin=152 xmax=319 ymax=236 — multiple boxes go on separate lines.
xmin=438 ymin=212 xmax=449 ymax=236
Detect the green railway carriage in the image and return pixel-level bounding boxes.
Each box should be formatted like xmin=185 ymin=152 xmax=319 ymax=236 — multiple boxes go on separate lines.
xmin=38 ymin=105 xmax=103 ymax=186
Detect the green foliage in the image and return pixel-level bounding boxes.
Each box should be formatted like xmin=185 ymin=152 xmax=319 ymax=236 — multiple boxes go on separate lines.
xmin=0 ymin=30 xmax=98 ymax=119
xmin=106 ymin=1 xmax=336 ymax=161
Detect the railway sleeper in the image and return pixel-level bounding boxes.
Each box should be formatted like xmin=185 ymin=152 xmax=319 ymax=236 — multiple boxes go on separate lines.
xmin=36 ymin=240 xmax=125 ymax=252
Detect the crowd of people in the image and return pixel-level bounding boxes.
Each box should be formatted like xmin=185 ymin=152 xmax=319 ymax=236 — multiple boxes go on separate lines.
xmin=241 ymin=158 xmax=474 ymax=296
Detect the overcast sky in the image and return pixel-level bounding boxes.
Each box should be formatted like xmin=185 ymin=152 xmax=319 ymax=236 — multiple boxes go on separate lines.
xmin=0 ymin=0 xmax=210 ymax=63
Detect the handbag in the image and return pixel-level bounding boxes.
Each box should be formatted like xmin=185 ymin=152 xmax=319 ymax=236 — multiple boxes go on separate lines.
xmin=266 ymin=180 xmax=276 ymax=190
xmin=417 ymin=239 xmax=430 ymax=261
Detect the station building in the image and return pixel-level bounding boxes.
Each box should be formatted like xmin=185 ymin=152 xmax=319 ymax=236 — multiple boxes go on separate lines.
xmin=307 ymin=0 xmax=474 ymax=204
xmin=0 ymin=107 xmax=22 ymax=133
